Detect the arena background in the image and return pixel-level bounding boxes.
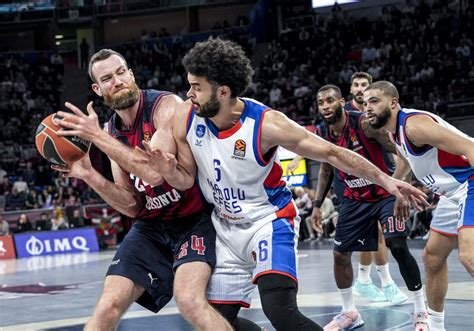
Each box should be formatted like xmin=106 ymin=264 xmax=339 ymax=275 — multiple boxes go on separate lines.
xmin=0 ymin=0 xmax=473 ymax=330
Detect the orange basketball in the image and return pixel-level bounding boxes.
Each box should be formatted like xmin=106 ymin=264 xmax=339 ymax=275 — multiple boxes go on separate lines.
xmin=35 ymin=113 xmax=90 ymax=166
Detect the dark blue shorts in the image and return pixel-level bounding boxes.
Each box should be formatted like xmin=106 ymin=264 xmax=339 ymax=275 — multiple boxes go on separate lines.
xmin=334 ymin=196 xmax=408 ymax=252
xmin=106 ymin=208 xmax=216 ymax=313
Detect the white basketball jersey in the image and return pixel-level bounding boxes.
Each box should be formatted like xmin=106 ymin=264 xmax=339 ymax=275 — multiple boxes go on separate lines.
xmin=186 ymin=98 xmax=297 ymax=225
xmin=394 ymin=108 xmax=474 ymax=197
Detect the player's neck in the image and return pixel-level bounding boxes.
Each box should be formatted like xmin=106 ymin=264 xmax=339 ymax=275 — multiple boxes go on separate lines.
xmin=209 ymin=98 xmax=244 ymax=131
xmin=115 ymin=101 xmax=140 ymax=130
xmin=352 ymin=100 xmax=364 ymax=112
xmin=330 ymin=111 xmax=346 ymax=136
xmin=385 ymin=106 xmax=401 ymax=134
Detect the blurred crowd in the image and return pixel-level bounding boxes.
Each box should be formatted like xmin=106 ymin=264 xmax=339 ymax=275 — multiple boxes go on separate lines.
xmin=0 ymin=0 xmax=471 ymax=241
xmin=253 ymin=0 xmax=473 ymax=125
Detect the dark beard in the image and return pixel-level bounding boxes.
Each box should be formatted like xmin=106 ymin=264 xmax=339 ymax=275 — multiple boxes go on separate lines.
xmin=354 ymin=93 xmax=364 ymax=104
xmin=194 ymin=90 xmax=220 ymax=118
xmin=369 ymin=106 xmax=391 ymax=129
xmin=104 ymin=82 xmax=140 ymax=110
xmin=324 ymin=104 xmax=343 ymax=125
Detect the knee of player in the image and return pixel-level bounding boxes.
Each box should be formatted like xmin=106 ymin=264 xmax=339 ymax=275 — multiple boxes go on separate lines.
xmin=458 ymin=251 xmax=474 ymax=277
xmin=333 ymin=251 xmax=351 ymax=265
xmin=94 ymin=296 xmax=125 ymax=320
xmin=174 ymin=288 xmax=207 ymax=316
xmin=422 ymin=247 xmax=444 ymax=271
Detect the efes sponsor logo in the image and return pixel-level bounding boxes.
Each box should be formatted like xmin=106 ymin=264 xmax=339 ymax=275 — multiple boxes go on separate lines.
xmin=233 ymin=139 xmax=246 ymax=158
xmin=196 ymin=124 xmax=206 ymax=138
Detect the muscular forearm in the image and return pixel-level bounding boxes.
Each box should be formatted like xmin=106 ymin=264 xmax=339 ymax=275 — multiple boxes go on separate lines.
xmin=93 ymin=131 xmax=163 ymax=185
xmin=326 ymin=146 xmax=388 ymax=187
xmin=83 ymin=169 xmax=142 ymax=217
xmin=163 ymin=164 xmax=195 ymax=191
xmin=315 ymin=163 xmax=333 ymax=203
xmin=392 ymin=153 xmax=412 ymax=181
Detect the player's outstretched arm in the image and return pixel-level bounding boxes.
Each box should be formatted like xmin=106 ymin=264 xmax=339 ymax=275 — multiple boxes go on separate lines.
xmin=57 ymin=94 xmax=182 ymax=186
xmin=261 ymin=110 xmax=428 ymax=210
xmin=52 ymin=156 xmax=142 ymax=217
xmin=405 ymin=114 xmax=474 ymax=166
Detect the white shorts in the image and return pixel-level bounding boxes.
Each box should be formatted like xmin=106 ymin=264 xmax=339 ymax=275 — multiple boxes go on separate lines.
xmin=206 ymin=211 xmax=300 ymax=307
xmin=430 ymin=182 xmax=471 ymax=236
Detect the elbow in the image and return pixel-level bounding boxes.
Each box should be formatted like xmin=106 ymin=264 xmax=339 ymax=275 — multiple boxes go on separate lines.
xmin=124 ymin=200 xmax=142 ymax=218
xmin=174 ymin=179 xmax=194 ymax=191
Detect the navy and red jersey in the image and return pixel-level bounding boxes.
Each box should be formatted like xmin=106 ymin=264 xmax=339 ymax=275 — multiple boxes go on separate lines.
xmin=318 ymin=111 xmax=394 ymax=202
xmin=108 ymin=89 xmax=206 ymax=221
xmin=344 ymin=100 xmax=361 ymax=112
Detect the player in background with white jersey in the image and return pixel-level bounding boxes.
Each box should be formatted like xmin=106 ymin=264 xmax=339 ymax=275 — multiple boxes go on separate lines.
xmin=135 ymin=39 xmax=428 ymax=330
xmin=364 ymin=81 xmax=474 ymax=331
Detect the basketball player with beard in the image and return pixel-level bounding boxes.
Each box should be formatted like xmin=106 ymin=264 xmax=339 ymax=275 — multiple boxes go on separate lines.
xmin=133 ymin=39 xmax=428 ymax=331
xmin=311 ymin=85 xmax=428 ymax=330
xmin=289 ymin=71 xmax=399 ymax=305
xmin=52 ymin=49 xmax=235 ymax=330
xmin=364 ymin=81 xmax=474 ymax=331
xmin=344 ymin=72 xmax=372 ymax=112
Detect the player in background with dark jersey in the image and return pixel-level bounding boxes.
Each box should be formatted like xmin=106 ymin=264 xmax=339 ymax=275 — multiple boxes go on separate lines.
xmin=344 ymin=72 xmax=371 ymax=112
xmin=289 ymin=72 xmax=398 ymax=303
xmin=364 ymin=81 xmax=474 ymax=331
xmin=133 ymin=39 xmax=428 ymax=331
xmin=52 ymin=49 xmax=234 ymax=331
xmin=311 ymin=85 xmax=428 ymax=331
xmin=345 ymin=71 xmax=399 ymax=302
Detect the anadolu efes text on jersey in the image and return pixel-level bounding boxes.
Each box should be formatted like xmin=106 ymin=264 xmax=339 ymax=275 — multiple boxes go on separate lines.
xmin=394 ymin=108 xmax=474 ymax=197
xmin=186 ymin=98 xmax=297 ymax=225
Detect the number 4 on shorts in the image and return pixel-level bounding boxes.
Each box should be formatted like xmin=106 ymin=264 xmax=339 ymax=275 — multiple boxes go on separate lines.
xmin=178 ymin=235 xmax=206 ymax=259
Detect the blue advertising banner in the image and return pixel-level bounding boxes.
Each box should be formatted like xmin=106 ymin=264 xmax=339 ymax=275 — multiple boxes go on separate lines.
xmin=14 ymin=228 xmax=99 ymax=258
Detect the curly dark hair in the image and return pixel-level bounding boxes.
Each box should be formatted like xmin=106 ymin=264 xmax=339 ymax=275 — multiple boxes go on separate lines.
xmin=182 ymin=38 xmax=254 ymax=98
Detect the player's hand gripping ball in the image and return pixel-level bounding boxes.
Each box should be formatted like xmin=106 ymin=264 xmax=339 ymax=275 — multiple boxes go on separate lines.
xmin=35 ymin=113 xmax=90 ymax=166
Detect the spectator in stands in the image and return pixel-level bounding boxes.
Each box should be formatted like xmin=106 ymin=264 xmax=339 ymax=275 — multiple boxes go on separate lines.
xmin=96 ymin=217 xmax=114 ymax=249
xmin=0 ymin=214 xmax=9 ymax=236
xmin=69 ymin=209 xmax=85 ymax=228
xmin=15 ymin=213 xmax=32 ymax=233
xmin=51 ymin=216 xmax=68 ymax=231
xmin=320 ymin=196 xmax=338 ymax=239
xmin=5 ymin=187 xmax=26 ymax=211
xmin=0 ymin=176 xmax=12 ymax=196
xmin=12 ymin=175 xmax=28 ymax=194
xmin=22 ymin=161 xmax=36 ymax=186
xmin=34 ymin=164 xmax=53 ymax=187
xmin=35 ymin=212 xmax=52 ymax=231
xmin=25 ymin=189 xmax=40 ymax=209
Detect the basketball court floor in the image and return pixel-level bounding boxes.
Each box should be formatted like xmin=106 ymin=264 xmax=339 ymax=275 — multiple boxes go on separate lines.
xmin=1 ymin=240 xmax=473 ymax=330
